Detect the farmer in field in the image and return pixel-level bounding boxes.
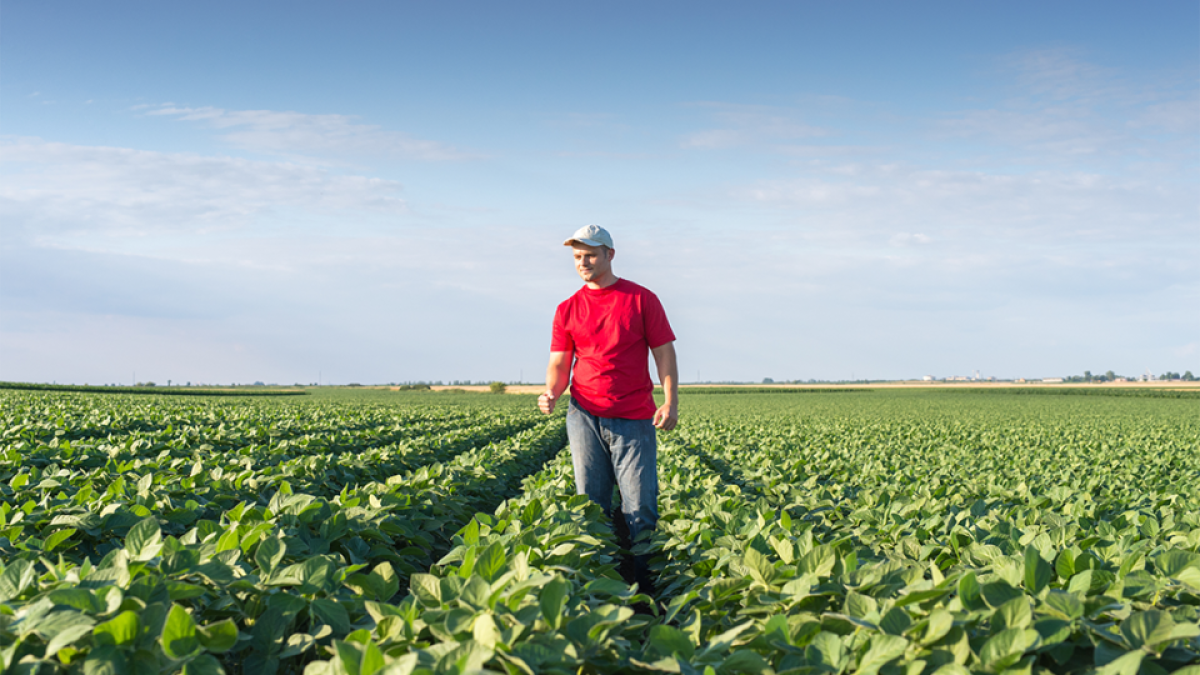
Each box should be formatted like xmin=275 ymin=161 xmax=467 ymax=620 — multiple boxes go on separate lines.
xmin=538 ymin=224 xmax=678 ymax=593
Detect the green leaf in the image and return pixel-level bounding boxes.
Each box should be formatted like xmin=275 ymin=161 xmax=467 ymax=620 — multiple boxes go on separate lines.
xmin=378 ymin=654 xmax=418 ymax=675
xmin=979 ymin=627 xmax=1034 ymax=670
xmin=82 ymin=645 xmax=127 ymax=675
xmin=521 ymin=498 xmax=544 ymax=526
xmin=879 ymin=607 xmax=912 ymax=636
xmin=335 ymin=640 xmax=365 ymax=675
xmin=166 ymin=581 xmax=207 ymax=601
xmin=461 ymin=518 xmax=481 ymax=545
xmin=181 ymin=653 xmax=224 ymax=675
xmin=49 ymin=588 xmax=104 ymax=613
xmin=1177 ymin=567 xmax=1200 ymax=589
xmin=1034 ymin=618 xmax=1073 ymax=646
xmin=980 ymin=580 xmax=1023 ymax=608
xmin=369 ymin=562 xmax=399 ymax=602
xmin=44 ymin=528 xmax=77 ymax=552
xmin=312 ymin=597 xmax=352 ymax=635
xmin=1120 ymin=610 xmax=1174 ymax=651
xmin=995 ymin=597 xmax=1032 ymax=631
xmin=845 ymin=591 xmax=878 ymax=622
xmin=957 ymin=571 xmax=984 ymax=611
xmin=460 ymin=575 xmax=492 ymax=610
xmin=649 ymin=625 xmax=695 ymax=659
xmin=804 ymin=631 xmax=845 ymax=671
xmin=744 ymin=547 xmax=776 ymax=586
xmin=1055 ymin=548 xmax=1077 ymax=580
xmin=162 ymin=604 xmax=202 ymax=660
xmin=410 ymin=573 xmax=442 ymax=607
xmin=255 ymin=536 xmax=286 ymax=575
xmin=1096 ymin=650 xmax=1144 ymax=675
xmin=1043 ymin=590 xmax=1083 ymax=620
xmin=0 ymin=559 xmax=35 ymax=602
xmin=197 ymin=618 xmax=239 ymax=653
xmin=296 ymin=556 xmax=336 ymax=595
xmin=473 ymin=612 xmax=500 ymax=649
xmin=920 ymin=609 xmax=953 ymax=645
xmin=857 ymin=634 xmax=907 ymax=675
xmin=1024 ymin=544 xmax=1053 ymax=594
xmin=444 ymin=607 xmax=475 ymax=636
xmin=1068 ymin=569 xmax=1094 ymax=595
xmin=46 ymin=620 xmax=97 ymax=658
xmin=477 ymin=543 xmax=507 ymax=583
xmin=798 ymin=545 xmax=837 ymax=577
xmin=1156 ymin=550 xmax=1200 ymax=577
xmin=126 ymin=517 xmax=163 ymax=562
xmin=540 ymin=576 xmax=569 ymax=629
xmin=360 ymin=638 xmax=386 ymax=675
xmin=93 ymin=611 xmax=140 ymax=646
xmin=720 ymin=650 xmax=770 ymax=673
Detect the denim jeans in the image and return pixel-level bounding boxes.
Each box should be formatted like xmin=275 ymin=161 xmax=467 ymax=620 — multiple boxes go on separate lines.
xmin=566 ymin=398 xmax=659 ymax=545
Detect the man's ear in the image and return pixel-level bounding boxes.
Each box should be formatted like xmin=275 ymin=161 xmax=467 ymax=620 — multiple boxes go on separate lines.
xmin=607 ymin=248 xmax=615 ymax=260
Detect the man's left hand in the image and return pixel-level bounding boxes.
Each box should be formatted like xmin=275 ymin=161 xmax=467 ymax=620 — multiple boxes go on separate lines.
xmin=653 ymin=403 xmax=678 ymax=431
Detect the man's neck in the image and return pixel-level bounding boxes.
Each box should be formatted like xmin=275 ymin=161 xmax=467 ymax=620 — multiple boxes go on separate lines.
xmin=585 ymin=273 xmax=619 ymax=290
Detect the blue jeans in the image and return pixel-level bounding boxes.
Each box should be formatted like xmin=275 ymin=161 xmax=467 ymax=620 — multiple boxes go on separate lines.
xmin=566 ymin=398 xmax=659 ymax=545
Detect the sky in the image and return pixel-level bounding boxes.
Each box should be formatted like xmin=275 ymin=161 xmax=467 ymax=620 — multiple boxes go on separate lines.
xmin=2 ymin=1 xmax=1197 ymax=385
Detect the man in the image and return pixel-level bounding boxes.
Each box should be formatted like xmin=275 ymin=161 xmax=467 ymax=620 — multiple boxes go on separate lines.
xmin=538 ymin=224 xmax=678 ymax=591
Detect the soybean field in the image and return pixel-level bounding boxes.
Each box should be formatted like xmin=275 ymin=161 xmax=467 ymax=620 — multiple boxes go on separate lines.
xmin=0 ymin=388 xmax=1197 ymax=675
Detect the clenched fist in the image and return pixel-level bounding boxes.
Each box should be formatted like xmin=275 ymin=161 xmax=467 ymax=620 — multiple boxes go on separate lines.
xmin=538 ymin=390 xmax=558 ymax=414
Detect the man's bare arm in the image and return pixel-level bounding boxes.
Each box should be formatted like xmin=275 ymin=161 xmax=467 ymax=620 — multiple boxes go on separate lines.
xmin=651 ymin=341 xmax=678 ymax=430
xmin=538 ymin=351 xmax=572 ymax=414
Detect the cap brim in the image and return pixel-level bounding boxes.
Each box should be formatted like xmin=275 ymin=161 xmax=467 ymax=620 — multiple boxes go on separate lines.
xmin=564 ymin=237 xmax=604 ymax=247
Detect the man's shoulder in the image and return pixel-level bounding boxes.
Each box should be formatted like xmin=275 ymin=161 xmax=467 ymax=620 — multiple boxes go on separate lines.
xmin=614 ymin=278 xmax=659 ymax=298
xmin=556 ymin=286 xmax=588 ymax=308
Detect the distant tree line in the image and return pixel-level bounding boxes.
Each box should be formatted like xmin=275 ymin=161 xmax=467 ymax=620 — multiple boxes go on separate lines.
xmin=1064 ymin=370 xmax=1194 ymax=383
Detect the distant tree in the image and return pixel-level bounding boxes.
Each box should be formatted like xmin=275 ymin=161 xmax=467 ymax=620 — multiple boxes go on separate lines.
xmin=489 ymin=381 xmax=507 ymax=394
xmin=762 ymin=377 xmax=774 ymax=384
xmin=1105 ymin=370 xmax=1116 ymax=382
xmin=1184 ymin=371 xmax=1195 ymax=381
xmin=1083 ymin=370 xmax=1093 ymax=382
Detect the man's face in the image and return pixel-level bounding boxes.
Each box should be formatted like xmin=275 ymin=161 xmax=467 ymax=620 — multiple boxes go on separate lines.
xmin=572 ymin=242 xmax=613 ymax=283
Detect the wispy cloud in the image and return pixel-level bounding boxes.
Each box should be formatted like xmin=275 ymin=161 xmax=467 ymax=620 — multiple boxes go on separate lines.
xmin=681 ymin=103 xmax=830 ymax=149
xmin=1000 ymin=48 xmax=1124 ymax=103
xmin=0 ymin=137 xmax=407 ymax=243
xmin=936 ymin=48 xmax=1199 ymax=162
xmin=938 ymin=107 xmax=1123 ymax=156
xmin=736 ymin=162 xmax=1196 ymax=249
xmin=143 ymin=105 xmax=480 ymax=162
xmin=1130 ymin=98 xmax=1200 ymax=134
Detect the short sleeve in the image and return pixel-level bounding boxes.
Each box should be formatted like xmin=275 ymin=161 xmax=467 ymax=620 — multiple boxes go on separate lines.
xmin=642 ymin=290 xmax=676 ymax=349
xmin=550 ymin=302 xmax=574 ymax=352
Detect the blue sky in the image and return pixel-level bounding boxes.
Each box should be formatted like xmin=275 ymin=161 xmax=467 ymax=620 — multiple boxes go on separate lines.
xmin=2 ymin=1 xmax=1197 ymax=384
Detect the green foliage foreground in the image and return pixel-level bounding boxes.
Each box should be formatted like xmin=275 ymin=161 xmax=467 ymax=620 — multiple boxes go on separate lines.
xmin=0 ymin=389 xmax=1196 ymax=674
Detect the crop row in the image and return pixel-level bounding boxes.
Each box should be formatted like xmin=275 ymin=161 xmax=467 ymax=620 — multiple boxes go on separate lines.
xmin=0 ymin=392 xmax=569 ymax=674
xmin=301 ymin=448 xmax=657 ymax=674
xmin=643 ymin=410 xmax=1200 ymax=674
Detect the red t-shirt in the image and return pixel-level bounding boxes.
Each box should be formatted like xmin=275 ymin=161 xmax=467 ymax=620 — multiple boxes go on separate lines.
xmin=551 ymin=279 xmax=676 ymax=420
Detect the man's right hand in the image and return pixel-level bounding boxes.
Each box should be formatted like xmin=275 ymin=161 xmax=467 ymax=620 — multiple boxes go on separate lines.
xmin=538 ymin=390 xmax=557 ymax=414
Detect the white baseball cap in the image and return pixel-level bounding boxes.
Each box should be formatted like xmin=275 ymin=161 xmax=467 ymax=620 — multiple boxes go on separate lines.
xmin=563 ymin=224 xmax=614 ymax=249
